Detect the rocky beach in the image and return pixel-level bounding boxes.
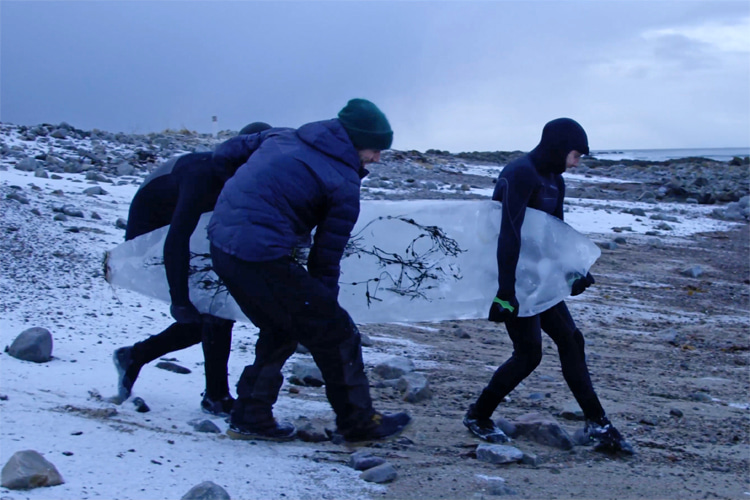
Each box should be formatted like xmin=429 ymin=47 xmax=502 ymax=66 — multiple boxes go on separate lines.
xmin=1 ymin=121 xmax=748 ymax=500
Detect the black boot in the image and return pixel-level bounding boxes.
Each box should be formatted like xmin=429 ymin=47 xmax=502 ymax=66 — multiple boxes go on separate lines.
xmin=337 ymin=411 xmax=412 ymax=443
xmin=463 ymin=404 xmax=510 ymax=443
xmin=227 ymin=420 xmax=296 ymax=441
xmin=201 ymin=393 xmax=235 ymax=418
xmin=584 ymin=417 xmax=635 ymax=455
xmin=227 ymin=399 xmax=296 ymax=442
xmin=113 ymin=347 xmax=142 ymax=402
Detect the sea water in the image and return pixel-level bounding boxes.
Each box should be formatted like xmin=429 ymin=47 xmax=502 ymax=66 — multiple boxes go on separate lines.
xmin=590 ymin=147 xmax=750 ymax=162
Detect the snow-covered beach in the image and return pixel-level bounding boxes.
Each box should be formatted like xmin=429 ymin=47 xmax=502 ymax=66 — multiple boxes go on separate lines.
xmin=1 ymin=123 xmax=748 ymax=499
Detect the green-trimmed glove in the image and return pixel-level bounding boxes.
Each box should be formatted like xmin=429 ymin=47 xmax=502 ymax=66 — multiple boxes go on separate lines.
xmin=569 ymin=272 xmax=595 ymax=296
xmin=488 ymin=295 xmax=519 ymax=323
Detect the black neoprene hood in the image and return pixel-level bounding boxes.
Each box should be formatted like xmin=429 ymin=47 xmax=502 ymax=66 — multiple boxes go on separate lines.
xmin=529 ymin=117 xmax=589 ymax=174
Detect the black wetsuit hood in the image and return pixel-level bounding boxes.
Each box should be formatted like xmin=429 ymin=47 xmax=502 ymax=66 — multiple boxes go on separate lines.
xmin=529 ymin=118 xmax=589 ymax=175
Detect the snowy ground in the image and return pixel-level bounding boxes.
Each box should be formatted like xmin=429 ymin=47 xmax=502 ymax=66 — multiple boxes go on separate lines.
xmin=0 ymin=165 xmax=743 ymax=500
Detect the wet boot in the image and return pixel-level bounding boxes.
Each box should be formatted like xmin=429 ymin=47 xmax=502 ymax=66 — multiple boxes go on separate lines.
xmin=336 ymin=411 xmax=412 ymax=444
xmin=113 ymin=347 xmax=142 ymax=402
xmin=227 ymin=420 xmax=296 ymax=441
xmin=584 ymin=417 xmax=635 ymax=455
xmin=201 ymin=393 xmax=235 ymax=418
xmin=463 ymin=403 xmax=510 ymax=443
xmin=227 ymin=398 xmax=296 ymax=442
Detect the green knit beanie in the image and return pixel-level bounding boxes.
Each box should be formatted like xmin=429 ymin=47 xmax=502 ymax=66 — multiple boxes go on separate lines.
xmin=337 ymin=98 xmax=393 ymax=151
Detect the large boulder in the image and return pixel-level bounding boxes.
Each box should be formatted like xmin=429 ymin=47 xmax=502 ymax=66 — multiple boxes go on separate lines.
xmin=14 ymin=157 xmax=39 ymax=172
xmin=6 ymin=327 xmax=53 ymax=363
xmin=512 ymin=412 xmax=574 ymax=450
xmin=373 ymin=356 xmax=415 ymax=380
xmin=181 ymin=481 xmax=231 ymax=500
xmin=1 ymin=450 xmax=64 ymax=490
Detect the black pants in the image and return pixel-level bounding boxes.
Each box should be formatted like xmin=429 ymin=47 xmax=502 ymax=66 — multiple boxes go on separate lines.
xmin=210 ymin=245 xmax=373 ymax=428
xmin=474 ymin=301 xmax=605 ymax=422
xmin=130 ymin=315 xmax=233 ymax=399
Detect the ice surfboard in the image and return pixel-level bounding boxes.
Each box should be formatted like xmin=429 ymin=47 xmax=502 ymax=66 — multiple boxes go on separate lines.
xmin=104 ymin=200 xmax=600 ymax=323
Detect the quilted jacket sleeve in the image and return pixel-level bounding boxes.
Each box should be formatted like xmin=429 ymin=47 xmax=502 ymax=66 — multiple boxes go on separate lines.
xmin=306 ymin=180 xmax=360 ymax=295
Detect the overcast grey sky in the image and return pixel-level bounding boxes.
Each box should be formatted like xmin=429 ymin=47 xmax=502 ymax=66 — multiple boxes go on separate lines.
xmin=1 ymin=1 xmax=748 ymax=152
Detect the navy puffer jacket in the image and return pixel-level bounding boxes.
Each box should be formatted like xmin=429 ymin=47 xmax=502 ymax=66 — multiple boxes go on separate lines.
xmin=207 ymin=119 xmax=365 ymax=295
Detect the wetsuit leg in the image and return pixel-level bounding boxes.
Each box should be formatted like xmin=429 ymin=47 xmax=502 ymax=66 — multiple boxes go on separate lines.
xmin=201 ymin=315 xmax=234 ymax=399
xmin=473 ymin=315 xmax=543 ymax=418
xmin=540 ymin=301 xmax=605 ymax=421
xmin=130 ymin=322 xmax=203 ymax=365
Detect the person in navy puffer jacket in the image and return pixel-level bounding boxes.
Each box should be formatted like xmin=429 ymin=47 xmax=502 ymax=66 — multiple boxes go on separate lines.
xmin=463 ymin=118 xmax=633 ymax=455
xmin=112 ymin=121 xmax=272 ymax=418
xmin=208 ymin=99 xmax=411 ymax=443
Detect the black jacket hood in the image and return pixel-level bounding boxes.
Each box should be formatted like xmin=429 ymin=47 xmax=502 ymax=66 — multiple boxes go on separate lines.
xmin=529 ymin=118 xmax=589 ymax=174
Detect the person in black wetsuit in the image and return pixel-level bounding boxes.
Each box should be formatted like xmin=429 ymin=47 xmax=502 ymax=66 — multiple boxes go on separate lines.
xmin=463 ymin=118 xmax=634 ymax=454
xmin=112 ymin=121 xmax=272 ymax=417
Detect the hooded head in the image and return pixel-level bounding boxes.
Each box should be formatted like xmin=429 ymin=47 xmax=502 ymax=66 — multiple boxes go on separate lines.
xmin=530 ymin=118 xmax=589 ymax=174
xmin=238 ymin=122 xmax=272 ymax=136
xmin=337 ymin=98 xmax=393 ymax=151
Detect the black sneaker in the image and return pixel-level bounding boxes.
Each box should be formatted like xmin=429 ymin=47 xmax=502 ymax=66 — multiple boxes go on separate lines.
xmin=338 ymin=411 xmax=412 ymax=444
xmin=463 ymin=404 xmax=510 ymax=443
xmin=584 ymin=418 xmax=635 ymax=455
xmin=226 ymin=420 xmax=296 ymax=442
xmin=113 ymin=347 xmax=142 ymax=402
xmin=201 ymin=394 xmax=235 ymax=418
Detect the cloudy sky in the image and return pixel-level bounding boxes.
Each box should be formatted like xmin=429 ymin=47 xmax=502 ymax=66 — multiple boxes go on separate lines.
xmin=1 ymin=1 xmax=748 ymax=152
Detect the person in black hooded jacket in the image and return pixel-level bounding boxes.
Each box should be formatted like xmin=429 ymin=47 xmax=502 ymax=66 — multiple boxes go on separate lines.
xmin=112 ymin=121 xmax=272 ymax=417
xmin=463 ymin=118 xmax=634 ymax=454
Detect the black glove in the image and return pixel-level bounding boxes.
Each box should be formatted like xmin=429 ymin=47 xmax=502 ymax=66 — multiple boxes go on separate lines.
xmin=570 ymin=272 xmax=595 ymax=296
xmin=170 ymin=302 xmax=202 ymax=324
xmin=488 ymin=295 xmax=519 ymax=323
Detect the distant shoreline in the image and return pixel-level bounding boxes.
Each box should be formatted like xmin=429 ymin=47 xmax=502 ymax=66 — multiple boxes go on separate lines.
xmin=589 ymin=147 xmax=750 ymax=163
xmin=2 ymin=121 xmax=749 ymax=164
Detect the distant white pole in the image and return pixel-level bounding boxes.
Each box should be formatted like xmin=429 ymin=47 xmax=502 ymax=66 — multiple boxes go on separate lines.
xmin=211 ymin=115 xmax=219 ymax=138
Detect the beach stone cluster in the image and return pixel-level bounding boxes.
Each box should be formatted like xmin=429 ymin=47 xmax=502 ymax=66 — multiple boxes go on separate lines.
xmin=1 ymin=122 xmax=747 ymax=218
xmin=573 ymin=157 xmax=749 ymax=206
xmin=349 ymin=450 xmax=398 ymax=484
xmin=371 ymin=356 xmax=432 ymax=403
xmin=1 ymin=122 xmax=231 ymax=183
